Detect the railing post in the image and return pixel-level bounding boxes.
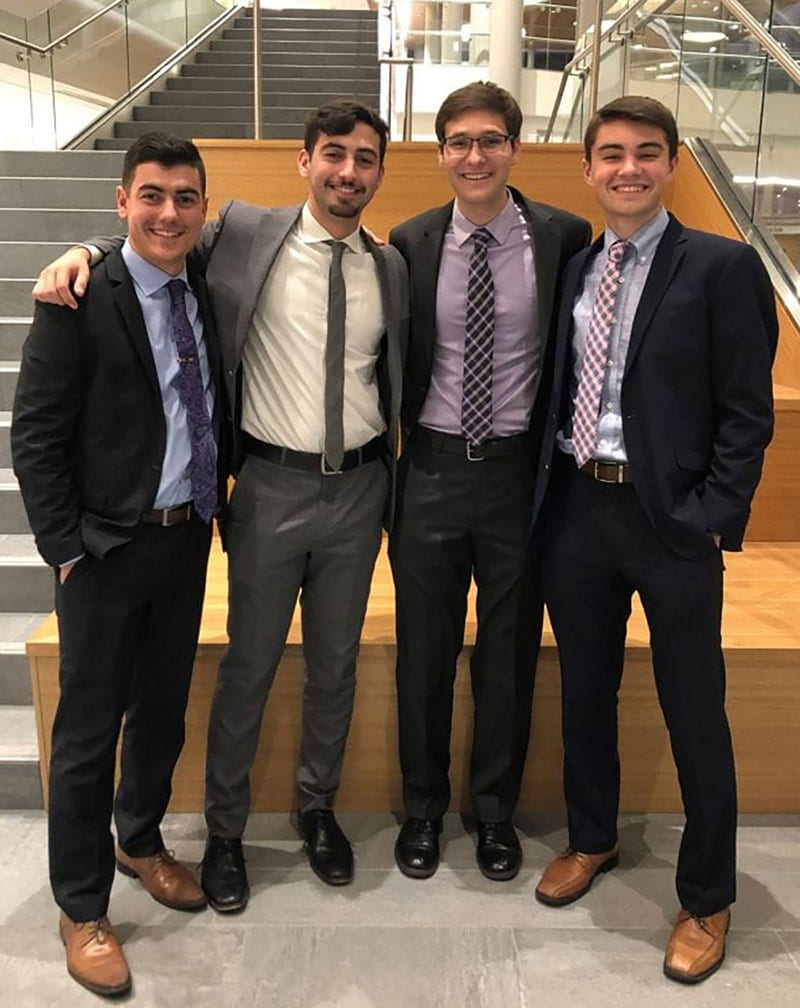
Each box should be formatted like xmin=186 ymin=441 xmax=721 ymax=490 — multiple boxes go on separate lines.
xmin=252 ymin=0 xmax=262 ymax=141
xmin=588 ymin=0 xmax=604 ymax=117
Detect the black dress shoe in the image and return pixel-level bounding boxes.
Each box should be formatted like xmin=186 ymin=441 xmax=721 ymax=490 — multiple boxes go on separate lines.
xmin=299 ymin=809 xmax=353 ymax=886
xmin=201 ymin=835 xmax=249 ymax=912
xmin=476 ymin=820 xmax=522 ymax=881
xmin=395 ymin=818 xmax=443 ymax=879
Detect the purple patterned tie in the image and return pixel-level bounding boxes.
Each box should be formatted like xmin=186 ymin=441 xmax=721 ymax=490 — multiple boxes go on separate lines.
xmin=461 ymin=227 xmax=495 ymax=445
xmin=571 ymin=240 xmax=628 ymax=467
xmin=166 ymin=279 xmax=217 ymax=522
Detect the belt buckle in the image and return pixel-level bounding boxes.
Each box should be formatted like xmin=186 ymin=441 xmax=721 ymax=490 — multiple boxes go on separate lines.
xmin=320 ymin=454 xmax=344 ymax=476
xmin=593 ymin=461 xmax=623 ymax=484
xmin=466 ymin=442 xmax=485 ymax=462
xmin=163 ymin=503 xmax=191 ymax=526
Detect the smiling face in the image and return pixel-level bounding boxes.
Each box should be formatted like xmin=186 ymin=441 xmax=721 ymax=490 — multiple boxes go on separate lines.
xmin=297 ymin=122 xmax=384 ymax=238
xmin=438 ymin=110 xmax=518 ymax=225
xmin=116 ymin=161 xmax=207 ymax=275
xmin=583 ymin=119 xmax=677 ymax=239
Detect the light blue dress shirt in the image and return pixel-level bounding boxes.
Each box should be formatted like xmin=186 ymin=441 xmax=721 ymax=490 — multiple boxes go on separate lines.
xmin=560 ymin=208 xmax=669 ymax=463
xmin=122 ymin=240 xmax=214 ymax=509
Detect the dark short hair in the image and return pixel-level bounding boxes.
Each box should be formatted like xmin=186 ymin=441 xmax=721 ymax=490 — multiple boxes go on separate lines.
xmin=122 ymin=132 xmax=206 ymax=194
xmin=303 ymin=100 xmax=389 ymax=163
xmin=584 ymin=96 xmax=679 ymax=161
xmin=434 ymin=81 xmax=522 ymax=144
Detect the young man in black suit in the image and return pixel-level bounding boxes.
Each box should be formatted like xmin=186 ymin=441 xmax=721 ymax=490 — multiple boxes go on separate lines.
xmin=532 ymin=96 xmax=777 ymax=984
xmin=12 ymin=134 xmax=226 ymax=997
xmin=389 ymin=82 xmax=591 ymax=881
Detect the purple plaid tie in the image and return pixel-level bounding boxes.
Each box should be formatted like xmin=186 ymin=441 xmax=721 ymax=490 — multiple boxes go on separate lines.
xmin=461 ymin=227 xmax=494 ymax=445
xmin=166 ymin=279 xmax=217 ymax=522
xmin=571 ymin=240 xmax=628 ymax=467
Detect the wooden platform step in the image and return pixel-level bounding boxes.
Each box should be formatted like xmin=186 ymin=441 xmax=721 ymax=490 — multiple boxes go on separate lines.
xmin=26 ymin=540 xmax=800 ymax=815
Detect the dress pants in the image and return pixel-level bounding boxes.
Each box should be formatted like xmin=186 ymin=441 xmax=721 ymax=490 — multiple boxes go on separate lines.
xmin=205 ymin=453 xmax=387 ymax=836
xmin=542 ymin=457 xmax=737 ymax=916
xmin=389 ymin=436 xmax=542 ymax=823
xmin=49 ymin=517 xmax=212 ymax=923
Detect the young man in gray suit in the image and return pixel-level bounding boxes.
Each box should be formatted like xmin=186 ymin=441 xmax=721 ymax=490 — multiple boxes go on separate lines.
xmin=34 ymin=101 xmax=408 ymax=909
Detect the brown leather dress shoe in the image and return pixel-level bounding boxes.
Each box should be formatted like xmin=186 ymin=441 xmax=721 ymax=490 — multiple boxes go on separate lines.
xmin=116 ymin=846 xmax=207 ymax=911
xmin=59 ymin=912 xmax=131 ymax=997
xmin=534 ymin=847 xmax=619 ymax=906
xmin=663 ymin=907 xmax=731 ymax=984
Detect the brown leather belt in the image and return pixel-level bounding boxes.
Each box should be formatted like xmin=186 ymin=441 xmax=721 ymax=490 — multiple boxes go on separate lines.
xmin=141 ymin=503 xmax=193 ymax=526
xmin=411 ymin=426 xmax=529 ymax=462
xmin=579 ymin=460 xmax=633 ymax=484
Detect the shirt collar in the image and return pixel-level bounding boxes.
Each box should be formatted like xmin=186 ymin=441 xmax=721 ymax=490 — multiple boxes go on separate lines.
xmin=299 ymin=202 xmax=365 ymax=254
xmin=121 ymin=238 xmax=190 ymax=295
xmin=451 ymin=189 xmax=517 ymax=248
xmin=604 ymin=207 xmax=669 ymax=264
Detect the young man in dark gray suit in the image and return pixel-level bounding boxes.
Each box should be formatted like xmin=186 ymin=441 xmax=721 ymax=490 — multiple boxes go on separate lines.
xmin=32 ymin=102 xmax=408 ymax=907
xmin=14 ymin=134 xmax=225 ymax=997
xmin=389 ymin=83 xmax=591 ymax=882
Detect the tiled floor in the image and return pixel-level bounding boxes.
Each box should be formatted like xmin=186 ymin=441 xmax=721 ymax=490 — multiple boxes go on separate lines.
xmin=1 ymin=811 xmax=799 ymax=1007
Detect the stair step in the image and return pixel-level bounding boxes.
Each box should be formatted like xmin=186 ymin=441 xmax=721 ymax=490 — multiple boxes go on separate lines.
xmin=0 ymin=362 xmax=19 ymax=411
xmin=1 ymin=281 xmax=38 ymax=319
xmin=148 ymin=90 xmax=379 ymax=112
xmin=95 ymin=123 xmax=306 ymax=148
xmin=0 ymin=412 xmax=9 ymax=468
xmin=206 ymin=40 xmax=376 ymax=55
xmin=0 ymin=321 xmax=30 ymax=360
xmin=0 ymin=209 xmax=121 ymax=242
xmin=0 ymin=177 xmax=118 ymax=210
xmin=170 ymin=65 xmax=377 ymax=85
xmin=155 ymin=84 xmax=377 ymax=105
xmin=114 ymin=119 xmax=309 ymax=138
xmin=0 ymin=535 xmax=53 ymax=612
xmin=195 ymin=49 xmax=376 ymax=65
xmin=0 ymin=243 xmax=73 ymax=277
xmin=0 ymin=612 xmax=48 ymax=704
xmin=0 ymin=706 xmax=42 ymax=809
xmin=0 ymin=468 xmax=29 ymax=534
xmin=0 ymin=151 xmax=123 ymax=177
xmin=181 ymin=54 xmax=373 ymax=74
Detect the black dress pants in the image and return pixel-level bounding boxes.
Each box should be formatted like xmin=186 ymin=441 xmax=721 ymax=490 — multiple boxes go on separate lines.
xmin=542 ymin=458 xmax=736 ymax=916
xmin=49 ymin=517 xmax=211 ymax=922
xmin=389 ymin=435 xmax=542 ymax=822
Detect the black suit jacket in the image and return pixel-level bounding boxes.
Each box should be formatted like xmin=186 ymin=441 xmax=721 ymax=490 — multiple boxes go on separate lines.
xmin=388 ymin=185 xmax=592 ymax=451
xmin=535 ymin=214 xmax=778 ymax=557
xmin=12 ymin=249 xmax=227 ymax=567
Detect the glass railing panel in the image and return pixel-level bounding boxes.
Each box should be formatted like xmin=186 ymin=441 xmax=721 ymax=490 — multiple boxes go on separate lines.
xmin=751 ymin=57 xmax=800 ymax=271
xmin=401 ymin=1 xmax=492 ymax=66
xmin=0 ymin=0 xmax=234 ymax=149
xmin=523 ymin=3 xmax=578 ymax=70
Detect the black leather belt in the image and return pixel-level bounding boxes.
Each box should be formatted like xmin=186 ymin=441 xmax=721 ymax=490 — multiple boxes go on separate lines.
xmin=579 ymin=459 xmax=633 ymax=484
xmin=411 ymin=426 xmax=529 ymax=462
xmin=243 ymin=433 xmax=385 ymax=474
xmin=142 ymin=503 xmax=193 ymax=526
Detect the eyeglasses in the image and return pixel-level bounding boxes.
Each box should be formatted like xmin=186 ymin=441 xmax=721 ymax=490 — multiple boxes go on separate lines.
xmin=442 ymin=133 xmax=513 ymax=155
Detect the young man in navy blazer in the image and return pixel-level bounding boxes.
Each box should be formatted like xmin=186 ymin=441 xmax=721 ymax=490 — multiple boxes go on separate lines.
xmin=532 ymin=96 xmax=777 ymax=984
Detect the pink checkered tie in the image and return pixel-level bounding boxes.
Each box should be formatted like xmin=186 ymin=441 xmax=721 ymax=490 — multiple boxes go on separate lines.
xmin=571 ymin=240 xmax=628 ymax=467
xmin=461 ymin=227 xmax=494 ymax=445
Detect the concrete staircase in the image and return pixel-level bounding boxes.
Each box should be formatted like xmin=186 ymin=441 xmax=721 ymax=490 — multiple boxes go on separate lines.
xmin=0 ymin=150 xmax=125 ymax=808
xmin=94 ymin=8 xmax=380 ymax=150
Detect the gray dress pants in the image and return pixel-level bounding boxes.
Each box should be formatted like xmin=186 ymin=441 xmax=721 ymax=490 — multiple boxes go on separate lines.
xmin=205 ymin=452 xmax=387 ymax=837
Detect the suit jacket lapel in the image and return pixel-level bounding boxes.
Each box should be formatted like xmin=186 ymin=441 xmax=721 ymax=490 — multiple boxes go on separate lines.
xmin=234 ymin=205 xmax=301 ymax=366
xmin=625 ymin=214 xmax=686 ymax=376
xmin=107 ymin=251 xmax=160 ymax=396
xmin=415 ymin=205 xmax=451 ymax=380
xmin=512 ymin=191 xmax=560 ymax=344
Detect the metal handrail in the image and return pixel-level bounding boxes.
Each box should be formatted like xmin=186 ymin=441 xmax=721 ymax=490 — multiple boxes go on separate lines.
xmin=544 ymin=0 xmax=800 ymax=140
xmin=0 ymin=0 xmax=126 ymax=56
xmin=379 ymin=57 xmax=414 ymax=141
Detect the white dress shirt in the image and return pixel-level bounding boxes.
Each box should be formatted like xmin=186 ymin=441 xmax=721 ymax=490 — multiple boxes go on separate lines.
xmin=240 ymin=203 xmax=386 ymax=452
